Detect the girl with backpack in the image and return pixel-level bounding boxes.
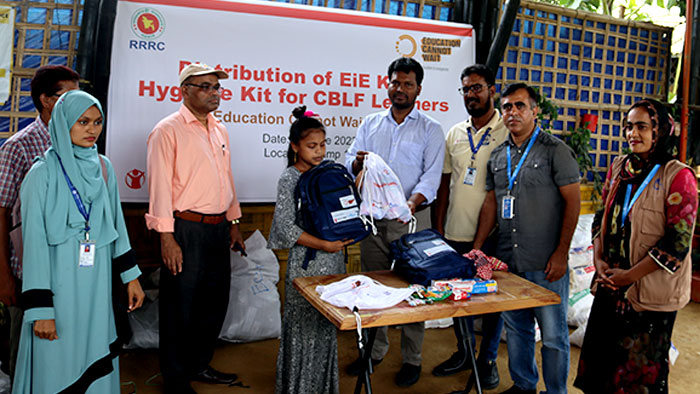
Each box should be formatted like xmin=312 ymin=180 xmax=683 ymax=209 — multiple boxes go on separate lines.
xmin=268 ymin=106 xmax=353 ymax=394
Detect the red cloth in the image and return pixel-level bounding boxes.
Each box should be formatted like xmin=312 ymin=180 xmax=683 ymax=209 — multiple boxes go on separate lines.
xmin=465 ymin=249 xmax=508 ymax=280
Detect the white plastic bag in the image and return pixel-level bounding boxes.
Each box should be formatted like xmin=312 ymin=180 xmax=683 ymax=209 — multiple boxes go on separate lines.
xmin=219 ymin=230 xmax=281 ymax=343
xmin=357 ymin=152 xmax=412 ymax=224
xmin=315 ymin=274 xmax=415 ymax=310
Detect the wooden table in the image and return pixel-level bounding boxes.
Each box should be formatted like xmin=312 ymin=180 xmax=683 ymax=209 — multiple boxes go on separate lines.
xmin=293 ymin=270 xmax=561 ymax=393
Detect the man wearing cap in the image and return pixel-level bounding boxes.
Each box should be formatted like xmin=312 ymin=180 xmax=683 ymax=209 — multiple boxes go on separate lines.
xmin=146 ymin=63 xmax=244 ymax=394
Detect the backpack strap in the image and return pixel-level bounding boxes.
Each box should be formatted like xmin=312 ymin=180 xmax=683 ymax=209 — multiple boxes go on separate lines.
xmin=302 ymin=248 xmax=317 ymax=270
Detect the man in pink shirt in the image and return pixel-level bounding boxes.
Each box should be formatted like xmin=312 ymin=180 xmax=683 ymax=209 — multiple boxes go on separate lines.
xmin=146 ymin=63 xmax=244 ymax=394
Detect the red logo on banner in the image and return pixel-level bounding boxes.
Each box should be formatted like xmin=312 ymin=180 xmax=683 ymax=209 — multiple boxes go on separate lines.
xmin=131 ymin=8 xmax=165 ymax=40
xmin=125 ymin=169 xmax=145 ymax=189
xmin=136 ymin=13 xmax=160 ymax=35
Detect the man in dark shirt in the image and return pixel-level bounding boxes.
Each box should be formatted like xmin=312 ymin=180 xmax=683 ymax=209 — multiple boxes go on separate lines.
xmin=473 ymin=83 xmax=580 ymax=394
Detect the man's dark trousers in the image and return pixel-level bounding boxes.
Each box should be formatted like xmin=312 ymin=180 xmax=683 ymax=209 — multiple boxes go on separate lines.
xmin=159 ymin=218 xmax=231 ymax=388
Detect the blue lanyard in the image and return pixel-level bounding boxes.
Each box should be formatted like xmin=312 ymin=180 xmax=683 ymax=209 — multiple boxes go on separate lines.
xmin=467 ymin=126 xmax=492 ymax=160
xmin=506 ymin=127 xmax=541 ymax=191
xmin=56 ymin=154 xmax=92 ymax=237
xmin=621 ymin=164 xmax=661 ymax=227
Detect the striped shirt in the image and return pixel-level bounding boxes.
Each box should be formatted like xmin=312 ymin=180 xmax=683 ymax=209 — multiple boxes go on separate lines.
xmin=0 ymin=117 xmax=51 ymax=278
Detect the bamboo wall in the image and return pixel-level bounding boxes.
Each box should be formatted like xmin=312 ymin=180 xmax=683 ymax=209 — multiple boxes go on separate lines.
xmin=0 ymin=0 xmax=83 ymax=139
xmin=495 ymin=0 xmax=673 ymax=176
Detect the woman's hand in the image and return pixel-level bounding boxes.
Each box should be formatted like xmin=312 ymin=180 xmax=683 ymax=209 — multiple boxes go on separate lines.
xmin=322 ymin=239 xmax=354 ymax=253
xmin=127 ymin=279 xmax=145 ymax=312
xmin=593 ymin=253 xmax=617 ymax=290
xmin=604 ymin=267 xmax=634 ymax=288
xmin=34 ymin=319 xmax=58 ymax=340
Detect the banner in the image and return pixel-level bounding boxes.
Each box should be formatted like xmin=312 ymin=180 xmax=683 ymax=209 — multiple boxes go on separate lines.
xmin=0 ymin=6 xmax=14 ymax=105
xmin=107 ymin=0 xmax=474 ymax=202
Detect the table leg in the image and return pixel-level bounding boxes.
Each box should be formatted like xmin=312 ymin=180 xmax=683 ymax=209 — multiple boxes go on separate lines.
xmin=448 ymin=316 xmax=482 ymax=394
xmin=353 ymin=327 xmax=377 ymax=394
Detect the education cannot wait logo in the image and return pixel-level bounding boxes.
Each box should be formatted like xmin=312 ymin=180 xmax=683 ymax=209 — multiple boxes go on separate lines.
xmin=131 ymin=7 xmax=165 ymax=40
xmin=395 ymin=34 xmax=462 ymax=63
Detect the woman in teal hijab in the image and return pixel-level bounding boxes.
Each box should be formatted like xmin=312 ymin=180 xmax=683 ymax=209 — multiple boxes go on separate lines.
xmin=12 ymin=90 xmax=145 ymax=394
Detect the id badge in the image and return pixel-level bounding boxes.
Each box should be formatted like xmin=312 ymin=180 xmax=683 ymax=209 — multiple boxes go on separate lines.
xmin=79 ymin=240 xmax=96 ymax=267
xmin=501 ymin=195 xmax=515 ymax=219
xmin=463 ymin=167 xmax=477 ymax=185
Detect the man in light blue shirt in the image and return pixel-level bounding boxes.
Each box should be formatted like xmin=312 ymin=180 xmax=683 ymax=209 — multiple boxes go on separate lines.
xmin=344 ymin=57 xmax=444 ymax=388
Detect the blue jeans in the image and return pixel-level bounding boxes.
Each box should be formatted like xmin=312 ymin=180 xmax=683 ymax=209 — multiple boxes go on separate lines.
xmin=502 ymin=270 xmax=569 ymax=394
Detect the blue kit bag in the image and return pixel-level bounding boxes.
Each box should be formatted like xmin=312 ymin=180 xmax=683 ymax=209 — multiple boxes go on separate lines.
xmin=390 ymin=229 xmax=476 ymax=286
xmin=295 ymin=160 xmax=371 ymax=268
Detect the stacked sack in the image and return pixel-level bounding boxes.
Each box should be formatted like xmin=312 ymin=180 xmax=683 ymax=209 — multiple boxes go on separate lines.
xmin=568 ymin=214 xmax=595 ymax=347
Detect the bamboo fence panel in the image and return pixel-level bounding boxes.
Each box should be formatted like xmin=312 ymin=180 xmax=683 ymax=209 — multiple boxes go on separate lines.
xmin=0 ymin=0 xmax=83 ymax=139
xmin=496 ymin=0 xmax=673 ymax=175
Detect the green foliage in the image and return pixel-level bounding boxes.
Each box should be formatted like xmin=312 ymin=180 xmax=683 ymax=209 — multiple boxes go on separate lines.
xmin=564 ymin=123 xmax=604 ymax=200
xmin=537 ymin=0 xmax=685 ymax=18
xmin=533 ymin=87 xmax=559 ymax=134
xmin=534 ymin=90 xmax=603 ymax=200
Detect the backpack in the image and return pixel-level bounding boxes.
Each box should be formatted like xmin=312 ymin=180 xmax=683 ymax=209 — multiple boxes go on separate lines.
xmin=390 ymin=229 xmax=476 ymax=286
xmin=295 ymin=160 xmax=370 ymax=268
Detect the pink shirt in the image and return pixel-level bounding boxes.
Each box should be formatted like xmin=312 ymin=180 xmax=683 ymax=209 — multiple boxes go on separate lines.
xmin=145 ymin=105 xmax=241 ymax=232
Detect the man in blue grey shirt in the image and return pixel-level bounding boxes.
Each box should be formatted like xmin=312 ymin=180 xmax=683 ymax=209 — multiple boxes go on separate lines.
xmin=344 ymin=57 xmax=444 ymax=387
xmin=474 ymin=83 xmax=580 ymax=394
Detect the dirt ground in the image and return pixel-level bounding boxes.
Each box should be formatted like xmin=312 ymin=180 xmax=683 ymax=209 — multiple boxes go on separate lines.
xmin=119 ymin=301 xmax=700 ymax=394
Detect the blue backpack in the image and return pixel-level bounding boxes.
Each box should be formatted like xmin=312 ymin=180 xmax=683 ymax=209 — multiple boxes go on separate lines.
xmin=390 ymin=229 xmax=476 ymax=286
xmin=295 ymin=160 xmax=371 ymax=268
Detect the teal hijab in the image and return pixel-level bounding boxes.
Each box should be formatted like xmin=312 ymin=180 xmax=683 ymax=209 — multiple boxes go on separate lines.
xmin=42 ymin=90 xmax=118 ymax=248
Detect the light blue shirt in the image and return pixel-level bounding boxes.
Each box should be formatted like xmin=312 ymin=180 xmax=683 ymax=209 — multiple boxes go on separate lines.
xmin=345 ymin=107 xmax=445 ymax=204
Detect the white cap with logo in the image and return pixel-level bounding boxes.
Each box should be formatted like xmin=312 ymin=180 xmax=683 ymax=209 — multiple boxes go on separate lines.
xmin=179 ymin=63 xmax=228 ymax=85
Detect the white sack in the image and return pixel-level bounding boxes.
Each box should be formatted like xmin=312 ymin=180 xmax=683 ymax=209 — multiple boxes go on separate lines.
xmin=570 ymin=321 xmax=587 ymax=347
xmin=425 ymin=318 xmax=454 ymax=329
xmin=219 ymin=230 xmax=281 ymax=343
xmin=570 ymin=214 xmax=594 ymax=250
xmin=568 ymin=289 xmax=594 ymax=327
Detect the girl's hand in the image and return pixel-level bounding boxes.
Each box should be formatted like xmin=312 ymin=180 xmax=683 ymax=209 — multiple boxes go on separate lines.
xmin=322 ymin=239 xmax=354 ymax=253
xmin=127 ymin=279 xmax=145 ymax=312
xmin=34 ymin=319 xmax=58 ymax=340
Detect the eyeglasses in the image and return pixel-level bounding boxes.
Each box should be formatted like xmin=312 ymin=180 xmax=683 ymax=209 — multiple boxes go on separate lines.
xmin=501 ymin=101 xmax=529 ymax=113
xmin=184 ymin=83 xmax=223 ymax=93
xmin=458 ymin=83 xmax=489 ymax=96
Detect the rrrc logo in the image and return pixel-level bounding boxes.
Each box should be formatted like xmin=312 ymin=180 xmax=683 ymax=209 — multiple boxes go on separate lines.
xmin=132 ymin=8 xmax=165 ymax=40
xmin=130 ymin=8 xmax=166 ymax=51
